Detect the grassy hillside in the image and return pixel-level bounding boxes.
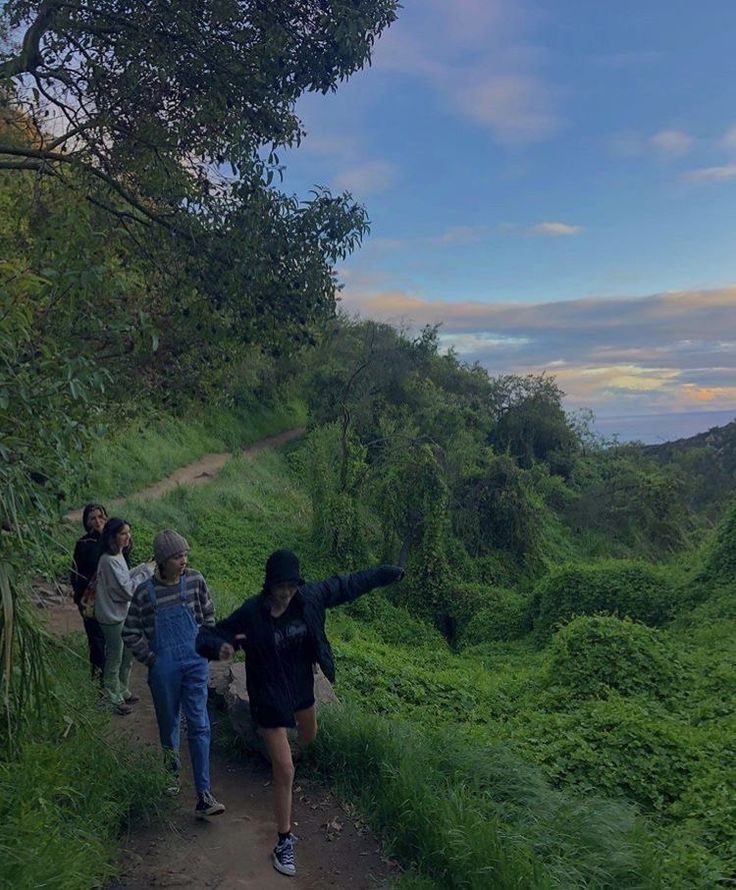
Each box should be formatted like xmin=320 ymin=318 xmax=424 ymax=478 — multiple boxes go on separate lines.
xmin=56 ymin=421 xmax=735 ymax=889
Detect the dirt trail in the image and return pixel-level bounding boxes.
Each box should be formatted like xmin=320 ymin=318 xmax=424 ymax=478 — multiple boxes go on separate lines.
xmin=64 ymin=427 xmax=305 ymax=524
xmin=43 ymin=602 xmax=396 ymax=889
xmin=44 ymin=424 xmax=397 ymax=889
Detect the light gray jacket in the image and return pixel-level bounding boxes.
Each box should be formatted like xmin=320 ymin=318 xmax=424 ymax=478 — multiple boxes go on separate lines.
xmin=95 ymin=554 xmax=152 ymax=624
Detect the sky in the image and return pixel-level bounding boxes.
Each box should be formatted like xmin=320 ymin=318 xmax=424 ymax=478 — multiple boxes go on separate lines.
xmin=281 ymin=0 xmax=736 ymax=439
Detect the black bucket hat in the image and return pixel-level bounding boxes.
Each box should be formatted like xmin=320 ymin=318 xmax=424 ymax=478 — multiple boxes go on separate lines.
xmin=264 ymin=550 xmax=304 ymax=588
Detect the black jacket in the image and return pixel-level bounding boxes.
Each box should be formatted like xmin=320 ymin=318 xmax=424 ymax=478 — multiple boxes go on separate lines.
xmin=70 ymin=533 xmax=102 ymax=606
xmin=196 ymin=565 xmax=402 ymax=725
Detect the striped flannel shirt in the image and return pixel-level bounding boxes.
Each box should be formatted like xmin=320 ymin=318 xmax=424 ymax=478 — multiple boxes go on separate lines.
xmin=122 ymin=568 xmax=216 ymax=664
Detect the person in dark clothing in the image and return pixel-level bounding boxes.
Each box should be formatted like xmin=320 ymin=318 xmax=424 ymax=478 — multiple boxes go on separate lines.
xmin=70 ymin=503 xmax=107 ymax=680
xmin=196 ymin=550 xmax=404 ymax=878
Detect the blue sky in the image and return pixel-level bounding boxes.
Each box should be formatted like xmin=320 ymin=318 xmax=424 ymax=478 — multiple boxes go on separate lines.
xmin=281 ymin=0 xmax=736 ymax=433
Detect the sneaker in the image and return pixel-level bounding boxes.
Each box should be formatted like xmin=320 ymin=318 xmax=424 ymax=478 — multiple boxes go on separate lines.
xmin=272 ymin=833 xmax=296 ymax=877
xmin=195 ymin=790 xmax=225 ymax=818
xmin=113 ymin=702 xmax=132 ymax=716
xmin=124 ymin=694 xmax=140 ymax=704
xmin=165 ymin=779 xmax=181 ymax=796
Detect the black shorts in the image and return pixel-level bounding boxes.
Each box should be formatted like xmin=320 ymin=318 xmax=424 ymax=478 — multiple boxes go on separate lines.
xmin=255 ymin=696 xmax=316 ymax=730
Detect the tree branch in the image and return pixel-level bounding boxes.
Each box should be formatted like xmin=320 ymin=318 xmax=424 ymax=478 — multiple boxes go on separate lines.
xmin=0 ymin=142 xmax=179 ymax=231
xmin=0 ymin=1 xmax=64 ymax=79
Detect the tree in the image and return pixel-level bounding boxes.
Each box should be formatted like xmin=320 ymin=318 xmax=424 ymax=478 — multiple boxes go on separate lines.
xmin=0 ymin=1 xmax=398 ymax=343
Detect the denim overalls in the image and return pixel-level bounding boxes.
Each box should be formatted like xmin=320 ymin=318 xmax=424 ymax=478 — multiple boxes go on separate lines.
xmin=146 ymin=576 xmax=211 ymax=794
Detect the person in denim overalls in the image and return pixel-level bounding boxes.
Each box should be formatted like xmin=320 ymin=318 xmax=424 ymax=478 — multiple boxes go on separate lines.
xmin=124 ymin=529 xmax=224 ymax=818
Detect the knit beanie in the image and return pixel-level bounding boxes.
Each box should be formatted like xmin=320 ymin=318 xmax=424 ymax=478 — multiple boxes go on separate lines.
xmin=264 ymin=549 xmax=304 ymax=588
xmin=154 ymin=529 xmax=190 ymax=565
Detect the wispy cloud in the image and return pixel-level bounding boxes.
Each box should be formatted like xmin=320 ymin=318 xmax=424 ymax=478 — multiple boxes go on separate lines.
xmin=685 ymin=164 xmax=736 ymax=182
xmin=372 ymin=1 xmax=560 ymax=145
xmin=612 ymin=128 xmax=695 ymax=159
xmin=338 ymin=285 xmax=736 ymax=412
xmin=333 ymin=160 xmax=397 ymax=195
xmin=649 ymin=129 xmax=694 ymax=157
xmin=526 ymin=221 xmax=584 ymax=237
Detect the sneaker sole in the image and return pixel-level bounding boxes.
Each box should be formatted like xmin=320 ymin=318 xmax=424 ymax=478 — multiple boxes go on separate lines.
xmin=195 ymin=804 xmax=226 ymax=819
xmin=271 ymin=853 xmax=295 ymax=877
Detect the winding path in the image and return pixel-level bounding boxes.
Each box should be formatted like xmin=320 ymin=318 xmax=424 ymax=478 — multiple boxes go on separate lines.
xmin=64 ymin=428 xmax=305 ymax=524
xmin=48 ymin=427 xmax=398 ymax=889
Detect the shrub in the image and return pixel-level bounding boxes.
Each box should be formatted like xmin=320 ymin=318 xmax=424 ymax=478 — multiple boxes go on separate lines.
xmin=531 ymin=560 xmax=675 ymax=640
xmin=547 ymin=615 xmax=683 ymax=700
xmin=700 ymin=499 xmax=736 ymax=585
xmin=455 ymin=586 xmax=528 ymax=646
xmin=509 ymin=695 xmax=696 ymax=815
xmin=345 ymin=592 xmax=447 ymax=650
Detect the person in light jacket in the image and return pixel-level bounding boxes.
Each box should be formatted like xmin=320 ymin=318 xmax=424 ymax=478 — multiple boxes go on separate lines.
xmin=196 ymin=549 xmax=404 ymax=878
xmin=95 ymin=517 xmax=150 ymax=715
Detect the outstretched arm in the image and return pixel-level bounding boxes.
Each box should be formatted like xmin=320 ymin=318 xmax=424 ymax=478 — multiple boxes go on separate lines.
xmin=310 ymin=565 xmax=404 ymax=610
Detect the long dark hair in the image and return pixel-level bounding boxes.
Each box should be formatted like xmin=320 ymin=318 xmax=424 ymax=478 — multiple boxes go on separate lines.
xmin=100 ymin=517 xmax=133 ymax=564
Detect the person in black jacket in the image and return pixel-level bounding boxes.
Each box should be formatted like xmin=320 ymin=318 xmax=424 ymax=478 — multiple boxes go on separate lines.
xmin=70 ymin=503 xmax=107 ymax=680
xmin=196 ymin=549 xmax=404 ymax=878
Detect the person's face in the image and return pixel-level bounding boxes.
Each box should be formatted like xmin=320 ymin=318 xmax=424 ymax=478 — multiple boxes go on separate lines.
xmin=164 ymin=551 xmax=188 ymax=578
xmin=86 ymin=508 xmax=106 ymax=534
xmin=270 ymin=581 xmax=298 ymax=608
xmin=115 ymin=524 xmax=131 ymax=553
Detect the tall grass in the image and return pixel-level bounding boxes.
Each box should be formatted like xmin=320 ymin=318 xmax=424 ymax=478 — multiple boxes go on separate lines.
xmin=0 ymin=634 xmax=169 ymax=890
xmin=310 ymin=705 xmax=660 ymax=890
xmin=68 ymin=398 xmax=306 ymax=505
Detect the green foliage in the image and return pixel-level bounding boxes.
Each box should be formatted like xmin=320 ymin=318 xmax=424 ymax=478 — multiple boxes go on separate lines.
xmin=295 ymin=422 xmax=370 ymax=565
xmin=2 ymin=4 xmax=395 ymax=345
xmin=310 ymin=704 xmax=658 ymax=889
xmin=487 ymin=374 xmax=578 ymax=474
xmin=699 ymin=498 xmax=736 ymax=584
xmin=0 ymin=636 xmax=169 ymax=889
xmin=344 ymin=592 xmax=447 ymax=651
xmin=547 ymin=616 xmax=684 ymax=700
xmin=531 ymin=560 xmax=676 ymax=640
xmin=72 ymin=398 xmax=304 ymax=505
xmin=567 ymin=452 xmax=692 ymax=556
xmin=507 ymin=695 xmax=697 ymax=815
xmin=451 ymin=585 xmax=528 ymax=646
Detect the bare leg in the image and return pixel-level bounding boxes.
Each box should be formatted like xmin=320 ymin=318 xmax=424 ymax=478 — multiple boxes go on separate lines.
xmin=295 ymin=705 xmax=317 ymax=746
xmin=259 ymin=727 xmax=294 ymax=834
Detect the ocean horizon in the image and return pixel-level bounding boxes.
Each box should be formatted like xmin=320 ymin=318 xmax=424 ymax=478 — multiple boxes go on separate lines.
xmin=593 ymin=408 xmax=736 ymax=445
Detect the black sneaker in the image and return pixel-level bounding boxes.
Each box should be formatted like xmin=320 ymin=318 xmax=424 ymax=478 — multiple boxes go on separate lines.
xmin=272 ymin=833 xmax=296 ymax=876
xmin=195 ymin=790 xmax=225 ymax=818
xmin=113 ymin=702 xmax=132 ymax=716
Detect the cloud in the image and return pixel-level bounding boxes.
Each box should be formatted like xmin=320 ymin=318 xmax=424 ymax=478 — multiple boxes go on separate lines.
xmin=453 ymin=74 xmax=559 ymax=144
xmin=371 ymin=2 xmax=560 ymax=145
xmin=685 ymin=164 xmax=736 ymax=182
xmin=333 ymin=160 xmax=397 ymax=195
xmin=338 ymin=284 xmax=736 ymax=412
xmin=649 ymin=129 xmax=694 ymax=157
xmin=719 ymin=124 xmax=736 ymax=154
xmin=526 ymin=221 xmax=584 ymax=237
xmin=612 ymin=128 xmax=695 ymax=160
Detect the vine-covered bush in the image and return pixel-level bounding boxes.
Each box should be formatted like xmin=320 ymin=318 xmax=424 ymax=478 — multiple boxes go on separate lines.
xmin=454 ymin=585 xmax=528 ymax=646
xmin=530 ymin=560 xmax=676 ymax=640
xmin=546 ymin=615 xmax=683 ymax=700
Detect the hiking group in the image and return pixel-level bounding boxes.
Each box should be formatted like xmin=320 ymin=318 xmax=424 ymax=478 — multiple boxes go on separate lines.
xmin=70 ymin=503 xmax=404 ymax=877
